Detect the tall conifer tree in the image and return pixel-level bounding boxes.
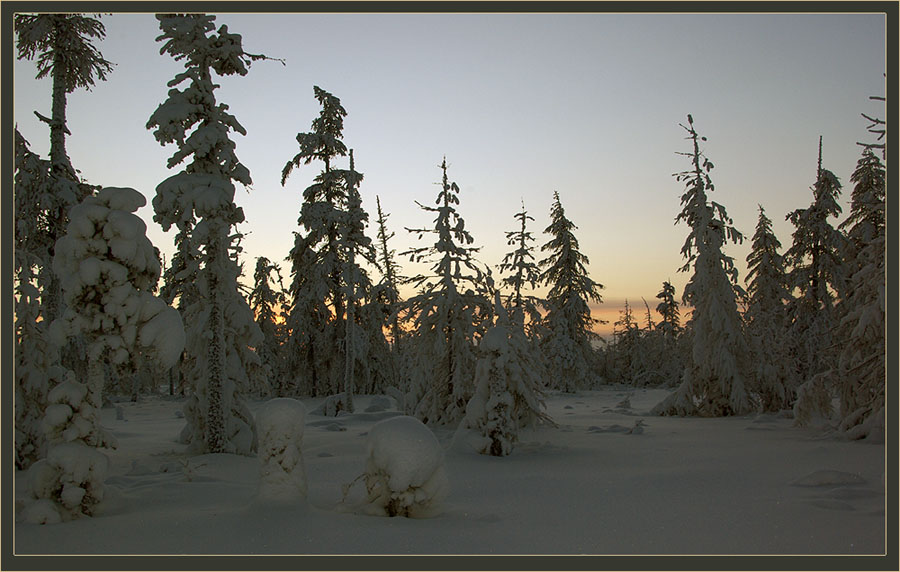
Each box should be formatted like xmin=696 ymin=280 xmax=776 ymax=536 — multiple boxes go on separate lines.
xmin=15 ymin=13 xmax=114 ymax=325
xmin=374 ymin=195 xmax=404 ymax=351
xmin=538 ymin=191 xmax=604 ymax=392
xmin=835 ymin=144 xmax=886 ymax=440
xmin=745 ymin=205 xmax=792 ymax=411
xmin=653 ymin=115 xmax=752 ymax=417
xmin=499 ymin=202 xmax=543 ymax=331
xmin=147 ymin=14 xmax=267 ymax=454
xmin=784 ymin=139 xmax=847 ymax=392
xmin=401 ymin=158 xmax=492 ymax=425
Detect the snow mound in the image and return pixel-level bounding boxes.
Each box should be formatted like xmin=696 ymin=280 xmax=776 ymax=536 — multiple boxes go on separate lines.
xmin=256 ymin=398 xmax=307 ymax=503
xmin=21 ymin=499 xmax=63 ymax=525
xmin=364 ymin=395 xmax=393 ymax=413
xmin=352 ymin=416 xmax=448 ymax=517
xmin=312 ymin=393 xmax=354 ymax=417
xmin=790 ymin=470 xmax=867 ymax=487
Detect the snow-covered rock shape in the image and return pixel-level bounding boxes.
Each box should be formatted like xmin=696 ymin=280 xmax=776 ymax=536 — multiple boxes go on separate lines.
xmin=256 ymin=398 xmax=307 ymax=503
xmin=362 ymin=416 xmax=448 ymax=517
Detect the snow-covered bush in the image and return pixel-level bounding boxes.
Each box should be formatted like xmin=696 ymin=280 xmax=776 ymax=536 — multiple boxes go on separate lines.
xmin=350 ymin=416 xmax=448 ymax=517
xmin=25 ymin=442 xmax=109 ymax=523
xmin=42 ymin=377 xmax=115 ymax=449
xmin=256 ymin=398 xmax=307 ymax=502
xmin=465 ymin=326 xmax=516 ymax=456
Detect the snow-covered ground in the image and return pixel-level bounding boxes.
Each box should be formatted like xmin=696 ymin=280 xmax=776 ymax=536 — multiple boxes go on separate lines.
xmin=14 ymin=386 xmax=885 ymax=555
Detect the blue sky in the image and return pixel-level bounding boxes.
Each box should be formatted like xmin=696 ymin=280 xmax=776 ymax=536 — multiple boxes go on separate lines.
xmin=13 ymin=11 xmax=886 ymax=335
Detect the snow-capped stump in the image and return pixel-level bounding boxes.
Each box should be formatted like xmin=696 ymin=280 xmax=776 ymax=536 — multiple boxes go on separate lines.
xmin=256 ymin=398 xmax=307 ymax=503
xmin=25 ymin=442 xmax=109 ymax=523
xmin=348 ymin=415 xmax=448 ymax=517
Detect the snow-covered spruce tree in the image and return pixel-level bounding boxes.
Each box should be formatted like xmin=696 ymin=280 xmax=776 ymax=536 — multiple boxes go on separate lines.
xmin=282 ymin=232 xmax=328 ymax=396
xmin=14 ymin=129 xmax=69 ymax=469
xmin=34 ymin=187 xmax=184 ymax=522
xmin=785 ymin=139 xmax=848 ymax=423
xmin=282 ymin=86 xmax=358 ymax=398
xmin=147 ymin=14 xmax=268 ymax=454
xmin=841 ymin=147 xmax=886 ymax=260
xmin=744 ymin=205 xmax=793 ymax=412
xmin=230 ymin=248 xmax=270 ymax=399
xmin=331 ymin=150 xmax=380 ymax=412
xmin=14 ymin=13 xmax=114 ymax=327
xmin=538 ymin=191 xmax=604 ymax=392
xmin=499 ymin=201 xmax=544 ymax=336
xmin=462 ymin=293 xmax=551 ymax=456
xmin=50 ymin=187 xmax=185 ymax=444
xmin=158 ymin=220 xmax=202 ymax=396
xmin=250 ymin=256 xmax=287 ymax=395
xmin=608 ymin=299 xmax=641 ymax=385
xmin=652 ymin=115 xmax=753 ymax=417
xmin=655 ymin=280 xmax=681 ymax=341
xmin=833 ymin=145 xmax=886 ymax=440
xmin=374 ymin=195 xmax=405 ymax=352
xmin=343 ymin=152 xmax=395 ymax=398
xmin=401 ymin=158 xmax=492 ymax=425
xmin=639 ymin=286 xmax=686 ymax=388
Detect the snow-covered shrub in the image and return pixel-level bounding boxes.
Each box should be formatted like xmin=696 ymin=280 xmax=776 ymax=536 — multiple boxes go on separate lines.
xmin=465 ymin=326 xmax=516 ymax=456
xmin=351 ymin=416 xmax=448 ymax=517
xmin=462 ymin=295 xmax=551 ymax=456
xmin=25 ymin=442 xmax=109 ymax=523
xmin=256 ymin=398 xmax=307 ymax=502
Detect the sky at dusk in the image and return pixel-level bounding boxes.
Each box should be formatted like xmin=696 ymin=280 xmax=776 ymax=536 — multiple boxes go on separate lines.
xmin=12 ymin=10 xmax=887 ymax=337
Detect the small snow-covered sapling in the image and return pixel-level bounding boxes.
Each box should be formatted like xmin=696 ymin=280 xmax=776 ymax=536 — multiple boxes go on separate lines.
xmin=256 ymin=398 xmax=307 ymax=502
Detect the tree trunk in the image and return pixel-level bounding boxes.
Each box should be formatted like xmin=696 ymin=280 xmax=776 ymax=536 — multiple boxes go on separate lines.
xmin=205 ymin=230 xmax=227 ymax=454
xmin=344 ymin=280 xmax=355 ymax=413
